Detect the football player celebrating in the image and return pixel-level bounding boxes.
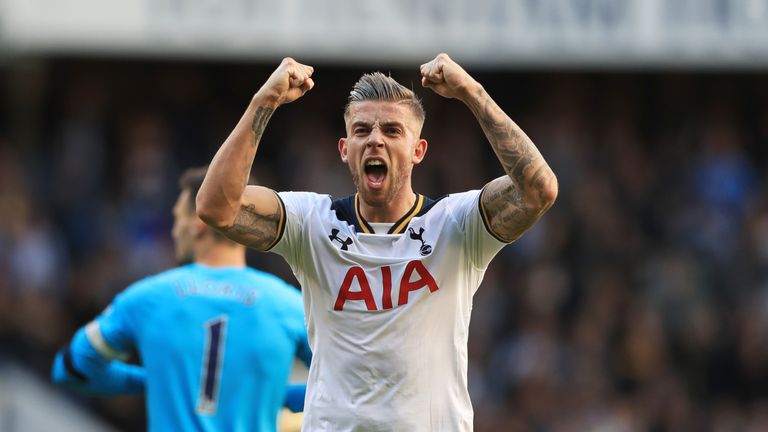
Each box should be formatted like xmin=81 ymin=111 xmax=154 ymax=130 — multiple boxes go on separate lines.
xmin=197 ymin=54 xmax=557 ymax=431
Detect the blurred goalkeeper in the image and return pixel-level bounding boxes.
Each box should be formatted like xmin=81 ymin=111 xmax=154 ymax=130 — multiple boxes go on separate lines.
xmin=52 ymin=167 xmax=312 ymax=432
xmin=197 ymin=54 xmax=558 ymax=430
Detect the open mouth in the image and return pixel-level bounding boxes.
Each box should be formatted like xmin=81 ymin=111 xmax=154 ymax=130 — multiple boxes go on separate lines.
xmin=364 ymin=159 xmax=388 ymax=189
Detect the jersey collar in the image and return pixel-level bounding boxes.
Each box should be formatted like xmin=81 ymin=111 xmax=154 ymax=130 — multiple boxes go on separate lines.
xmin=355 ymin=192 xmax=424 ymax=234
xmin=355 ymin=193 xmax=424 ymax=234
xmin=332 ymin=192 xmax=443 ymax=234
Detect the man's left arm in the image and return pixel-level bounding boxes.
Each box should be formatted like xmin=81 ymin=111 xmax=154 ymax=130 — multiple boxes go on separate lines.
xmin=421 ymin=54 xmax=558 ymax=242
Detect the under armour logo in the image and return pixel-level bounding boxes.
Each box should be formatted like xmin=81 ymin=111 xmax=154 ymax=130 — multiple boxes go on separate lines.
xmin=329 ymin=229 xmax=353 ymax=251
xmin=408 ymin=227 xmax=432 ymax=256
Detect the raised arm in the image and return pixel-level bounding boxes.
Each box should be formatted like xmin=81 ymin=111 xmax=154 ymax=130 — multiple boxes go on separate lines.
xmin=196 ymin=57 xmax=314 ymax=250
xmin=420 ymin=53 xmax=558 ymax=242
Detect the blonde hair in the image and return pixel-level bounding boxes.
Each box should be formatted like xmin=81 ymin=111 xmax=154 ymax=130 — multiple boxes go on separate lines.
xmin=344 ymin=72 xmax=425 ymax=125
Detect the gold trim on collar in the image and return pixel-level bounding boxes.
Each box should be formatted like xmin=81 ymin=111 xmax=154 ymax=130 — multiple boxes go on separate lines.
xmin=354 ymin=193 xmax=373 ymax=234
xmin=355 ymin=193 xmax=423 ymax=235
xmin=389 ymin=194 xmax=423 ymax=234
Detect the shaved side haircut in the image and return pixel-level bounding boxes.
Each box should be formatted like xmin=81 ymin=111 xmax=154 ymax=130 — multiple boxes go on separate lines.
xmin=344 ymin=72 xmax=425 ymax=126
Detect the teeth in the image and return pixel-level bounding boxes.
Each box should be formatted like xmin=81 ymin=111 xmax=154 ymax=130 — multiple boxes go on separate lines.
xmin=366 ymin=160 xmax=384 ymax=167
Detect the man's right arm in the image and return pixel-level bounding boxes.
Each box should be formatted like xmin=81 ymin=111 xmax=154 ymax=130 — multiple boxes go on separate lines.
xmin=197 ymin=57 xmax=314 ymax=250
xmin=51 ymin=324 xmax=145 ymax=395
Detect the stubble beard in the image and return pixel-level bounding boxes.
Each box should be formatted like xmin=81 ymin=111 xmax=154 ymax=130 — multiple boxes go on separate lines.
xmin=349 ymin=164 xmax=412 ymax=209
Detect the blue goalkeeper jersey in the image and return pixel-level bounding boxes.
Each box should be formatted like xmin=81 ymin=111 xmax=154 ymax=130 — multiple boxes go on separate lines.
xmin=86 ymin=263 xmax=311 ymax=432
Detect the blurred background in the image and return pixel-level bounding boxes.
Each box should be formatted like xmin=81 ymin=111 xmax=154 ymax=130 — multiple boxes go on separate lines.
xmin=2 ymin=0 xmax=768 ymax=431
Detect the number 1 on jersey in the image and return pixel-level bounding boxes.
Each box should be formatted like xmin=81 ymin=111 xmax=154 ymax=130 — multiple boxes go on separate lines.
xmin=197 ymin=316 xmax=227 ymax=414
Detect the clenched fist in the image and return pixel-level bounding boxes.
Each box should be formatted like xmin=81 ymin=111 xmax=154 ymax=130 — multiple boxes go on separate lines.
xmin=256 ymin=57 xmax=315 ymax=107
xmin=420 ymin=53 xmax=480 ymax=101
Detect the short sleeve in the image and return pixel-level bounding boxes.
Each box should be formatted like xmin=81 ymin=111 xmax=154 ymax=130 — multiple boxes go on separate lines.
xmin=448 ymin=189 xmax=510 ymax=270
xmin=270 ymin=191 xmax=326 ymax=268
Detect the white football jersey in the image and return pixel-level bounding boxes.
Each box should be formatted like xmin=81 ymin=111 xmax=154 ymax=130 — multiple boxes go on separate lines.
xmin=270 ymin=190 xmax=507 ymax=432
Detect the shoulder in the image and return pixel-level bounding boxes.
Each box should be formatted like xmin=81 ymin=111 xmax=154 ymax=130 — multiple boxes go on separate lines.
xmin=329 ymin=194 xmax=360 ymax=230
xmin=415 ymin=193 xmax=449 ymax=216
xmin=280 ymin=191 xmax=363 ymax=231
xmin=409 ymin=191 xmax=483 ymax=234
xmin=118 ymin=265 xmax=193 ymax=302
xmin=441 ymin=190 xmax=482 ymax=214
xmin=278 ymin=191 xmax=332 ymax=210
xmin=414 ymin=191 xmax=479 ymax=218
xmin=445 ymin=189 xmax=482 ymax=207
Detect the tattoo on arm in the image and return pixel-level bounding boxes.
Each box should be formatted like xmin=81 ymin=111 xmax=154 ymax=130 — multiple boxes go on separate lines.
xmin=468 ymin=88 xmax=556 ymax=240
xmin=471 ymin=92 xmax=543 ymax=190
xmin=482 ymin=177 xmax=546 ymax=242
xmin=251 ymin=107 xmax=275 ymax=147
xmin=224 ymin=203 xmax=281 ymax=250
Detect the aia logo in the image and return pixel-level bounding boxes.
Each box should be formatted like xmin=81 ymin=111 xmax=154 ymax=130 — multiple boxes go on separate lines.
xmin=329 ymin=228 xmax=353 ymax=251
xmin=408 ymin=227 xmax=432 ymax=256
xmin=334 ymin=260 xmax=439 ymax=311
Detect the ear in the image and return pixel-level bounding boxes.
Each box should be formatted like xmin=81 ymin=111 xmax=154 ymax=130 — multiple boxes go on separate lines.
xmin=412 ymin=139 xmax=428 ymax=165
xmin=338 ymin=138 xmax=348 ymax=163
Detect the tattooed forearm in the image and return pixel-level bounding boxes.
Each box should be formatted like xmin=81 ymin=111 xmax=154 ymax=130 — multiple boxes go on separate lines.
xmin=251 ymin=106 xmax=275 ymax=147
xmin=495 ymin=146 xmax=538 ymax=187
xmin=468 ymin=89 xmax=546 ymax=192
xmin=467 ymin=87 xmax=557 ymax=240
xmin=223 ymin=203 xmax=281 ymax=250
xmin=468 ymin=87 xmax=555 ymax=201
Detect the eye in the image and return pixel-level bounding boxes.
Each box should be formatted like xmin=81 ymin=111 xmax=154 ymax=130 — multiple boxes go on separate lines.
xmin=354 ymin=126 xmax=370 ymax=136
xmin=385 ymin=127 xmax=402 ymax=136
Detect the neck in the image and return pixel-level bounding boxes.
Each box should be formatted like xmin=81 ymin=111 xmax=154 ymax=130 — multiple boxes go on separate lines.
xmin=193 ymin=241 xmax=246 ymax=268
xmin=359 ymin=186 xmax=416 ymax=223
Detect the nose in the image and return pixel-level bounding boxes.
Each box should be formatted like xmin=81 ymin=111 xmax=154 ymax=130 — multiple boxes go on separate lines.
xmin=366 ymin=127 xmax=385 ymax=148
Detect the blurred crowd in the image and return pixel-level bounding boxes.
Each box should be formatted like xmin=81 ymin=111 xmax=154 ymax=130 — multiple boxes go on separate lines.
xmin=1 ymin=58 xmax=768 ymax=431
